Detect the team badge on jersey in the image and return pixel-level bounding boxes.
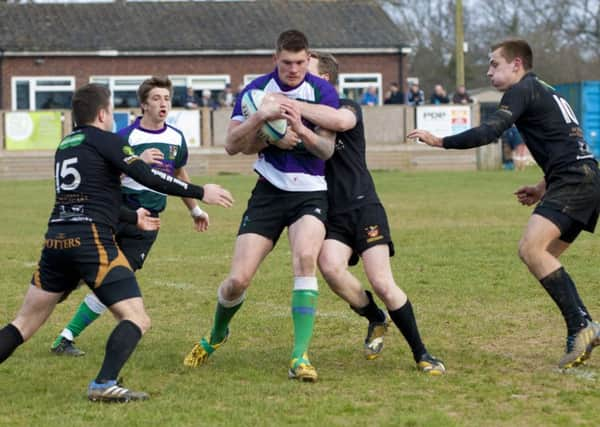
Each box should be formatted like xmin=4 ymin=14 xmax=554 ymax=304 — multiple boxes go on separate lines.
xmin=169 ymin=146 xmax=178 ymax=160
xmin=122 ymin=146 xmax=135 ymax=156
xmin=58 ymin=132 xmax=85 ymax=150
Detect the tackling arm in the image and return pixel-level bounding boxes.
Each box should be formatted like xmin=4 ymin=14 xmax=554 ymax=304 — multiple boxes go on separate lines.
xmin=295 ymin=101 xmax=356 ymax=132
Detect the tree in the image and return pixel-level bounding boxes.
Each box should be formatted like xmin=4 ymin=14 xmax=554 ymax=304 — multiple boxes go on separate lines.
xmin=382 ymin=0 xmax=600 ymax=96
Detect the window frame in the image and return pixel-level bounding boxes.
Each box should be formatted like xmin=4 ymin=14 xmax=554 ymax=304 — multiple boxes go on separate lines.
xmin=11 ymin=76 xmax=75 ymax=111
xmin=338 ymin=73 xmax=383 ymax=106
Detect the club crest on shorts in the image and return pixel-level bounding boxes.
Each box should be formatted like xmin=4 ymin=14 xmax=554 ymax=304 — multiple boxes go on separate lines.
xmin=365 ymin=225 xmax=383 ymax=243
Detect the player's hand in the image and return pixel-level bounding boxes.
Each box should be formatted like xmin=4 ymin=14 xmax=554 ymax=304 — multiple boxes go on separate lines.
xmin=407 ymin=129 xmax=444 ymax=147
xmin=280 ymin=102 xmax=306 ymax=135
xmin=514 ymin=185 xmax=543 ymax=206
xmin=272 ymin=129 xmax=301 ymax=150
xmin=201 ymin=184 xmax=234 ymax=208
xmin=136 ymin=208 xmax=160 ymax=231
xmin=191 ymin=211 xmax=209 ymax=232
xmin=139 ymin=148 xmax=164 ymax=166
xmin=257 ymin=93 xmax=285 ymax=122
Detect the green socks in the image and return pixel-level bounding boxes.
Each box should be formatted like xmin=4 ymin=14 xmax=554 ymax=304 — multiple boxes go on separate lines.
xmin=52 ymin=295 xmax=104 ymax=347
xmin=209 ymin=288 xmax=245 ymax=345
xmin=291 ymin=289 xmax=318 ymax=360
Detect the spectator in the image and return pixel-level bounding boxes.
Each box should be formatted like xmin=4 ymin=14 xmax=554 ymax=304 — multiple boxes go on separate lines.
xmin=360 ymin=86 xmax=378 ymax=106
xmin=383 ymin=82 xmax=404 ymax=104
xmin=184 ymin=87 xmax=199 ymax=109
xmin=501 ymin=125 xmax=526 ymax=170
xmin=429 ymin=84 xmax=450 ymax=104
xmin=199 ymin=89 xmax=218 ymax=110
xmin=218 ymin=83 xmax=235 ymax=108
xmin=452 ymin=85 xmax=473 ymax=104
xmin=407 ymin=82 xmax=425 ymax=106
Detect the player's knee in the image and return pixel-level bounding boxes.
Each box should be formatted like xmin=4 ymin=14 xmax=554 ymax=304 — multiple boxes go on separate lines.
xmin=134 ymin=313 xmax=151 ymax=335
xmin=518 ymin=239 xmax=534 ymax=265
xmin=318 ymin=256 xmax=344 ymax=283
xmin=371 ymin=280 xmax=400 ymax=303
xmin=293 ymin=250 xmax=318 ymax=274
xmin=227 ymin=274 xmax=251 ymax=293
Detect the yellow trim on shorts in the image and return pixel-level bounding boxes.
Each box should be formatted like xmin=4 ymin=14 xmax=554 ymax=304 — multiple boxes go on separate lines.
xmin=91 ymin=223 xmax=132 ymax=288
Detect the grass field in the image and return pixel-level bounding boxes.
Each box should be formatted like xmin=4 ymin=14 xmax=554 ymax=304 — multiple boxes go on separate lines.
xmin=2 ymin=168 xmax=600 ymax=427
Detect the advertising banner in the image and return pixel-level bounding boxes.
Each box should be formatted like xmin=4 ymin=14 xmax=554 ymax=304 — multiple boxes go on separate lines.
xmin=4 ymin=111 xmax=63 ymax=150
xmin=415 ymin=105 xmax=471 ymax=138
xmin=167 ymin=109 xmax=201 ymax=147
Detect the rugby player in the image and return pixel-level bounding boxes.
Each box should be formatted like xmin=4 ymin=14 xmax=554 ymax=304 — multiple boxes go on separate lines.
xmin=0 ymin=83 xmax=233 ymax=402
xmin=408 ymin=39 xmax=600 ymax=369
xmin=278 ymin=51 xmax=445 ymax=375
xmin=50 ymin=76 xmax=210 ymax=356
xmin=183 ymin=29 xmax=338 ymax=382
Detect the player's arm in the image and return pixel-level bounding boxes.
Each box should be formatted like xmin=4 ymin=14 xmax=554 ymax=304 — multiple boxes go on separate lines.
xmin=225 ymin=116 xmax=268 ymax=155
xmin=281 ymin=101 xmax=335 ymax=160
xmin=226 ymin=93 xmax=285 ymax=155
xmin=514 ymin=178 xmax=546 ymax=206
xmin=408 ymin=109 xmax=515 ymax=149
xmin=174 ymin=167 xmax=209 ymax=232
xmin=409 ymin=85 xmax=528 ymax=149
xmin=102 ymin=135 xmax=233 ymax=207
xmin=118 ymin=205 xmax=160 ymax=231
xmin=286 ymin=98 xmax=356 ymax=132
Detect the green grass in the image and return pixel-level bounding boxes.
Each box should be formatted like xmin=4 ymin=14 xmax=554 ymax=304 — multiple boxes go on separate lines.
xmin=2 ymin=168 xmax=600 ymax=426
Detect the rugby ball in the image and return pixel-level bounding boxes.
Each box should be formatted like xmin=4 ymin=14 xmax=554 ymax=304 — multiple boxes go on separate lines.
xmin=241 ymin=89 xmax=287 ymax=143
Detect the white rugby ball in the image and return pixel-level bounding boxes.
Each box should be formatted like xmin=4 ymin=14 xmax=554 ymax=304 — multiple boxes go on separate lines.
xmin=241 ymin=89 xmax=287 ymax=143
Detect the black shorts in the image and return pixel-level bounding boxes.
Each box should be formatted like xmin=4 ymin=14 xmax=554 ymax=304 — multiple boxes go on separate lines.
xmin=326 ymin=203 xmax=395 ymax=266
xmin=31 ymin=223 xmax=141 ymax=307
xmin=534 ymin=161 xmax=600 ymax=243
xmin=238 ymin=178 xmax=328 ymax=245
xmin=116 ymin=219 xmax=159 ymax=271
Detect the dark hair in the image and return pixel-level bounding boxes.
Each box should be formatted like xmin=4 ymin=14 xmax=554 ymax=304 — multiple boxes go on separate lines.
xmin=137 ymin=76 xmax=173 ymax=107
xmin=309 ymin=51 xmax=339 ymax=85
xmin=276 ymin=29 xmax=309 ymax=53
xmin=71 ymin=83 xmax=111 ymax=126
xmin=491 ymin=39 xmax=533 ymax=70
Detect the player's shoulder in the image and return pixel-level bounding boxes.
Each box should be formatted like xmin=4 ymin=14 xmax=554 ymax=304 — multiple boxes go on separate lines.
xmin=165 ymin=123 xmax=185 ymax=138
xmin=305 ymin=72 xmax=332 ymax=88
xmin=246 ymin=71 xmax=276 ymax=91
xmin=118 ymin=117 xmax=140 ymax=139
xmin=510 ymin=72 xmax=540 ymax=94
xmin=77 ymin=125 xmax=121 ymax=144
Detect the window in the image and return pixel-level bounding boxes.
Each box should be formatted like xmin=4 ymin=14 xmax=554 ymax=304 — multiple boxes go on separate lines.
xmin=90 ymin=76 xmax=149 ymax=109
xmin=170 ymin=75 xmax=230 ymax=108
xmin=90 ymin=75 xmax=231 ymax=108
xmin=338 ymin=73 xmax=382 ymax=106
xmin=11 ymin=77 xmax=75 ymax=111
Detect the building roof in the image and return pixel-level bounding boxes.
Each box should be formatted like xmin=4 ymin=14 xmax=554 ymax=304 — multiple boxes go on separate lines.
xmin=0 ymin=0 xmax=406 ymax=56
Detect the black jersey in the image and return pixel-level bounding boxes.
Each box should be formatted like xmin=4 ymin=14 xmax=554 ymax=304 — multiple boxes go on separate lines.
xmin=50 ymin=125 xmax=204 ymax=230
xmin=326 ymin=99 xmax=380 ymax=215
xmin=443 ymin=73 xmax=594 ymax=177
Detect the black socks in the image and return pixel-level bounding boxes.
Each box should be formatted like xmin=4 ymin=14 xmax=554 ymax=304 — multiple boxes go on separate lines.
xmin=95 ymin=320 xmax=142 ymax=383
xmin=351 ymin=290 xmax=386 ymax=323
xmin=0 ymin=323 xmax=24 ymax=364
xmin=540 ymin=267 xmax=587 ymax=336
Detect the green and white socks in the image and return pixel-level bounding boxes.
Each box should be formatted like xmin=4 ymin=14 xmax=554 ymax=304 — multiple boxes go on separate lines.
xmin=291 ymin=276 xmax=318 ymax=361
xmin=52 ymin=293 xmax=106 ymax=347
xmin=209 ymin=286 xmax=246 ymax=345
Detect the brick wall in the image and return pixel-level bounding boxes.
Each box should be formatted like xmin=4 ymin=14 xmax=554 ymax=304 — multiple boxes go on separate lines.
xmin=2 ymin=53 xmax=404 ymax=109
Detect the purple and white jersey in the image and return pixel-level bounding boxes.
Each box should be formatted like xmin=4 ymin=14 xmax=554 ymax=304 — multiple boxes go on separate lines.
xmin=232 ymin=69 xmax=339 ymax=192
